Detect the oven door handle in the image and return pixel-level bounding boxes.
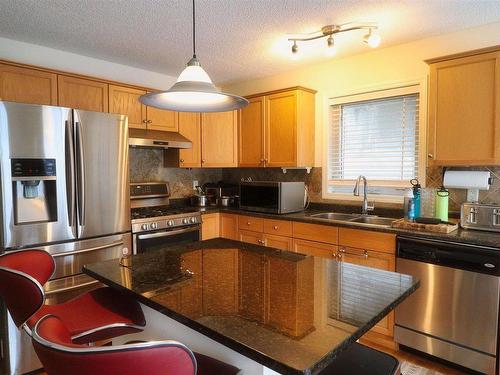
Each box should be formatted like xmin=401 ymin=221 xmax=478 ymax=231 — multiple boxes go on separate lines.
xmin=137 ymin=226 xmax=199 ymax=240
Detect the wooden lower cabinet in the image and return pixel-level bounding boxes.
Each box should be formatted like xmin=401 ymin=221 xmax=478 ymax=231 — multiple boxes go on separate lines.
xmin=338 ymin=228 xmax=396 ymax=347
xmin=238 ymin=229 xmax=292 ymax=251
xmin=220 ymin=213 xmax=239 ymax=240
xmin=201 ymin=213 xmax=220 ymax=240
xmin=293 ymin=239 xmax=337 ymax=259
xmin=293 ymin=222 xmax=338 ymax=244
xmin=263 ymin=233 xmax=292 ymax=251
xmin=0 ymin=63 xmax=57 ymax=105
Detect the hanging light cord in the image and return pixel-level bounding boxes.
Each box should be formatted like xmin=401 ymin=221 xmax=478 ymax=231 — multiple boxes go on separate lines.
xmin=192 ymin=0 xmax=196 ymax=58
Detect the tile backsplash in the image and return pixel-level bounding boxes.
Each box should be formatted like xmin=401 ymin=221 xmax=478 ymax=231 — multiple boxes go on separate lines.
xmin=129 ymin=148 xmax=222 ymax=198
xmin=130 ymin=148 xmax=500 ymax=212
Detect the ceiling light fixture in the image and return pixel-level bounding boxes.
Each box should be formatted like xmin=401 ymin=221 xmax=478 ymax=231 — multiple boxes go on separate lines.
xmin=139 ymin=0 xmax=248 ymax=112
xmin=289 ymin=22 xmax=381 ymax=57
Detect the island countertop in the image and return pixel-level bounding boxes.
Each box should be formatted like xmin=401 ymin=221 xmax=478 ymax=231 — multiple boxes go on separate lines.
xmin=83 ymin=238 xmax=419 ymax=375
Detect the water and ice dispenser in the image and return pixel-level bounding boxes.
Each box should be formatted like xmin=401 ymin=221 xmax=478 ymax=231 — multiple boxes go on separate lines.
xmin=11 ymin=158 xmax=58 ymax=224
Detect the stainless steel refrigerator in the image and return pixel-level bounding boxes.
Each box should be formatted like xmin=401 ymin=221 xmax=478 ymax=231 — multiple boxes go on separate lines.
xmin=0 ymin=101 xmax=132 ymax=374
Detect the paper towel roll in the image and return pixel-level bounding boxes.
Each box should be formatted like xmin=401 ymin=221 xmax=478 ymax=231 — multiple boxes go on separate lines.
xmin=443 ymin=170 xmax=491 ymax=190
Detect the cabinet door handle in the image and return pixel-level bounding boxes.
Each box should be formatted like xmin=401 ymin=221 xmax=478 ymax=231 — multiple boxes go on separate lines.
xmin=180 ymin=159 xmax=184 ymax=163
xmin=142 ymin=119 xmax=148 ymax=123
xmin=246 ymin=222 xmax=251 ymax=226
xmin=201 ymin=159 xmax=206 ymax=163
xmin=427 ymin=153 xmax=434 ymax=159
xmin=147 ymin=119 xmax=152 ymax=123
xmin=364 ymin=250 xmax=369 ymax=259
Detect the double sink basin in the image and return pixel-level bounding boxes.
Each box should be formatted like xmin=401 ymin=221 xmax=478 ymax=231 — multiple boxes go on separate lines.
xmin=310 ymin=212 xmax=397 ymax=227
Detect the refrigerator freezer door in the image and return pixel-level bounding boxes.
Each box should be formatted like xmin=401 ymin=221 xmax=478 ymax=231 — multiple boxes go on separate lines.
xmin=0 ymin=102 xmax=76 ymax=249
xmin=74 ymin=110 xmax=130 ymax=239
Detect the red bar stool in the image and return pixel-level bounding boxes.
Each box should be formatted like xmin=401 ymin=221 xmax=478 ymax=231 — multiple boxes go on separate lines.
xmin=0 ymin=249 xmax=146 ymax=343
xmin=33 ymin=314 xmax=242 ymax=375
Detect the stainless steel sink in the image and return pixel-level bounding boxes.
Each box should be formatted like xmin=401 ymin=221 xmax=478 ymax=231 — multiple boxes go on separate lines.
xmin=310 ymin=212 xmax=397 ymax=227
xmin=349 ymin=216 xmax=396 ymax=226
xmin=310 ymin=213 xmax=361 ymax=221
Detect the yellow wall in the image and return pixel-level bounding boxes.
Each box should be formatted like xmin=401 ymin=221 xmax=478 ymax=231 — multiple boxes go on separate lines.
xmin=222 ymin=22 xmax=500 ymax=167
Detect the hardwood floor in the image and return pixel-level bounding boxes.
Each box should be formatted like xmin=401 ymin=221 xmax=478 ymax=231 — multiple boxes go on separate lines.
xmin=368 ymin=342 xmax=470 ymax=375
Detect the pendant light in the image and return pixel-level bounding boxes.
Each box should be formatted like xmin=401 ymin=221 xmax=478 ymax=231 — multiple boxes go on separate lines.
xmin=139 ymin=0 xmax=249 ymax=112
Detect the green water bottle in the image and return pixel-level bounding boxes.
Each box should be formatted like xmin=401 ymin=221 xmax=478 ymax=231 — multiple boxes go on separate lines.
xmin=435 ymin=187 xmax=449 ymax=221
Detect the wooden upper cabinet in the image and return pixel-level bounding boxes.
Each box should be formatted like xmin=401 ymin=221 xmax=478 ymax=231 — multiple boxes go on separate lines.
xmin=58 ymin=75 xmax=108 ymax=112
xmin=239 ymin=96 xmax=265 ymax=167
xmin=266 ymin=91 xmax=298 ymax=167
xmin=178 ymin=112 xmax=201 ymax=167
xmin=201 ymin=111 xmax=238 ymax=167
xmin=427 ymin=49 xmax=500 ymax=165
xmin=0 ymin=64 xmax=57 ymax=105
xmin=146 ymin=97 xmax=178 ymax=132
xmin=239 ymin=87 xmax=316 ymax=168
xmin=108 ymin=85 xmax=146 ymax=129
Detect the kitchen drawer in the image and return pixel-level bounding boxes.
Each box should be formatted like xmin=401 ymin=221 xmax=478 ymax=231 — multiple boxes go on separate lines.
xmin=263 ymin=219 xmax=292 ymax=237
xmin=292 ymin=222 xmax=338 ymax=244
xmin=239 ymin=229 xmax=263 ymax=245
xmin=238 ymin=215 xmax=264 ymax=233
xmin=293 ymin=239 xmax=337 ymax=259
xmin=338 ymin=228 xmax=395 ymax=254
xmin=263 ymin=233 xmax=293 ymax=251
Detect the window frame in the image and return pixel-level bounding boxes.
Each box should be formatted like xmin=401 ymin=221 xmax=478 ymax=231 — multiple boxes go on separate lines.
xmin=322 ymin=80 xmax=427 ymax=203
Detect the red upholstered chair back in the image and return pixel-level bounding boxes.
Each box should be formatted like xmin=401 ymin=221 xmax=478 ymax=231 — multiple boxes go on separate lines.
xmin=33 ymin=315 xmax=197 ymax=375
xmin=0 ymin=250 xmax=55 ymax=327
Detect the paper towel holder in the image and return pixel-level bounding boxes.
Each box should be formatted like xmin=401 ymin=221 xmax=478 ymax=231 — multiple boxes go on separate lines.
xmin=443 ymin=169 xmax=492 ymax=202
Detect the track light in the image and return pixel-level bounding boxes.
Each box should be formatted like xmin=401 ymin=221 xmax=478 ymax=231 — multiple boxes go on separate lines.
xmin=327 ymin=35 xmax=334 ymax=48
xmin=363 ymin=28 xmax=381 ymax=48
xmin=288 ymin=22 xmax=380 ymax=59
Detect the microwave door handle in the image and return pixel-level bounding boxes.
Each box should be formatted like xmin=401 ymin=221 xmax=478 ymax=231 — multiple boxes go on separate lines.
xmin=65 ymin=116 xmax=76 ymax=234
xmin=75 ymin=117 xmax=86 ymax=231
xmin=137 ymin=226 xmax=199 ymax=240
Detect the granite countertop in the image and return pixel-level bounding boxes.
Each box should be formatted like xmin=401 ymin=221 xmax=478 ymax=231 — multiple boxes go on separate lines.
xmin=194 ymin=205 xmax=500 ymax=248
xmin=84 ymin=238 xmax=419 ymax=375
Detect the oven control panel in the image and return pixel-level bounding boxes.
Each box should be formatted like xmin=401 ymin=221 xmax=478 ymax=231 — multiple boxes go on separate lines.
xmin=132 ymin=214 xmax=201 ymax=233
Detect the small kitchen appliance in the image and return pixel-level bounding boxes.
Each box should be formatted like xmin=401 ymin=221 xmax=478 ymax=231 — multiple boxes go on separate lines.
xmin=239 ymin=181 xmax=305 ymax=214
xmin=461 ymin=202 xmax=500 ymax=232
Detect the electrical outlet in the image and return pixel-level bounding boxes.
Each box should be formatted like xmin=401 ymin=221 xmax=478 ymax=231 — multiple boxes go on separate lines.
xmin=193 ymin=180 xmax=199 ymax=190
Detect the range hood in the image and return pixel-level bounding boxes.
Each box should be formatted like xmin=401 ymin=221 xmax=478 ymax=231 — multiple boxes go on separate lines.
xmin=129 ymin=128 xmax=192 ymax=149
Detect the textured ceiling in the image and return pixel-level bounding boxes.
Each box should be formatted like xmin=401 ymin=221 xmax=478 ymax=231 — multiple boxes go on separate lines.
xmin=1 ymin=0 xmax=500 ymax=85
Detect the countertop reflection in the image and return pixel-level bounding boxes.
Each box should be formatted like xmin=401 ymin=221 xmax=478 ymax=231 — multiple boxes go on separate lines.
xmin=84 ymin=238 xmax=418 ymax=375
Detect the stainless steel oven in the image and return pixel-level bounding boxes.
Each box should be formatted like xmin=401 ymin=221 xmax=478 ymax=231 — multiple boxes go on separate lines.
xmin=134 ymin=225 xmax=200 ymax=254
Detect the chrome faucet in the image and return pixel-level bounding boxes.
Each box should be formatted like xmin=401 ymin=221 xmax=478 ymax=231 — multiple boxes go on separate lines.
xmin=353 ymin=175 xmax=374 ymax=215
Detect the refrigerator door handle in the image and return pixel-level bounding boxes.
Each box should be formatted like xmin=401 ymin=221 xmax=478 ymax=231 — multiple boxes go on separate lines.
xmin=65 ymin=117 xmax=76 ymax=234
xmin=75 ymin=117 xmax=86 ymax=231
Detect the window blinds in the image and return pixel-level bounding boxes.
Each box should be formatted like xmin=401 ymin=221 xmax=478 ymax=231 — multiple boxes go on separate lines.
xmin=328 ymin=93 xmax=419 ymax=183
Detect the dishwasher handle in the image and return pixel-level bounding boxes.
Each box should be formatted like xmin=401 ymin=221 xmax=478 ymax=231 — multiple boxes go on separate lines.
xmin=397 ymin=236 xmax=500 ymax=276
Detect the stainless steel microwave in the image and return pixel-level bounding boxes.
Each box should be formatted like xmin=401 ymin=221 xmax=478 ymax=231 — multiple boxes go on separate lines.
xmin=239 ymin=181 xmax=305 ymax=214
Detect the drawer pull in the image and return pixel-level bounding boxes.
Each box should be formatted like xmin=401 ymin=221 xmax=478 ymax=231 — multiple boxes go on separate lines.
xmin=364 ymin=250 xmax=369 ymax=259
xmin=273 ymin=225 xmax=279 ymax=230
xmin=247 ymin=222 xmax=251 ymax=225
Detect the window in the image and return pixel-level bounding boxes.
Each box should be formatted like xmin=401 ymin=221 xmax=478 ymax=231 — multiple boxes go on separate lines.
xmin=324 ymin=85 xmax=422 ymax=201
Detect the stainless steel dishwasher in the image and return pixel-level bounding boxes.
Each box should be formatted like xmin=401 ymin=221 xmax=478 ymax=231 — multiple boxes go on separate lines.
xmin=395 ymin=236 xmax=500 ymax=375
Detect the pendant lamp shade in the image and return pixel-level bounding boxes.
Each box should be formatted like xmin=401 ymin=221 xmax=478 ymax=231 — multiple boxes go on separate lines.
xmin=139 ymin=2 xmax=248 ymax=112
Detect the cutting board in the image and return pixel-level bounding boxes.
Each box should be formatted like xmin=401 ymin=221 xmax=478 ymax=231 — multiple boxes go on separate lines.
xmin=391 ymin=218 xmax=459 ymax=233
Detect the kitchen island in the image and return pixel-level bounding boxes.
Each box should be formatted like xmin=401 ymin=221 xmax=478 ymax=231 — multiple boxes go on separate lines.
xmin=84 ymin=238 xmax=418 ymax=375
